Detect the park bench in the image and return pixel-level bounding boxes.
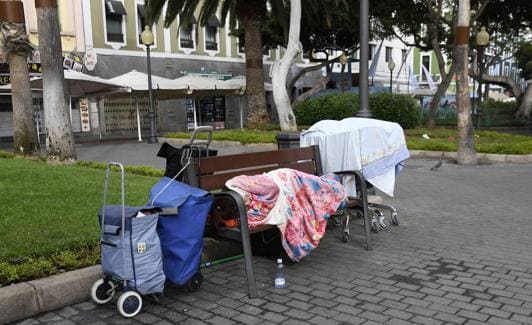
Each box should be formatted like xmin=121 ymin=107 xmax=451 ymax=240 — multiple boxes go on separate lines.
xmin=197 ymin=145 xmax=371 ymax=298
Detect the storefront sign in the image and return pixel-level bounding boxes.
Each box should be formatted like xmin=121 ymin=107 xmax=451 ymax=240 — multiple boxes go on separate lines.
xmin=84 ymin=48 xmax=97 ymax=71
xmin=79 ymin=97 xmax=90 ymax=132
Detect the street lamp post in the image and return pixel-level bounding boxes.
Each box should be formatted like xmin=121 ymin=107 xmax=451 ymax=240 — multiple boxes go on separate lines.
xmin=141 ymin=25 xmax=158 ymax=144
xmin=388 ymin=58 xmax=395 ymax=94
xmin=475 ymin=26 xmax=489 ymax=130
xmin=356 ymin=0 xmax=371 ymax=118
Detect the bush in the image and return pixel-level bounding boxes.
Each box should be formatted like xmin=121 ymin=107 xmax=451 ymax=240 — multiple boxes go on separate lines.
xmin=294 ymin=93 xmax=359 ymax=125
xmin=481 ymin=100 xmax=518 ymax=115
xmin=294 ymin=92 xmax=421 ymax=129
xmin=369 ymin=92 xmax=421 ymax=129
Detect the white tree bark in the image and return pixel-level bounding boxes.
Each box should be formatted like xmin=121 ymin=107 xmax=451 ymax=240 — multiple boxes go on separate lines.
xmin=516 ymin=80 xmax=532 ymax=119
xmin=270 ymin=0 xmax=301 ymax=132
xmin=35 ymin=0 xmax=76 ymax=162
xmin=455 ymin=0 xmax=477 ymax=165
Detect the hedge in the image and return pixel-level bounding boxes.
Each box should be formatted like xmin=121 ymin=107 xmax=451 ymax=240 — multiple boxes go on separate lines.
xmin=293 ymin=92 xmax=421 ymax=129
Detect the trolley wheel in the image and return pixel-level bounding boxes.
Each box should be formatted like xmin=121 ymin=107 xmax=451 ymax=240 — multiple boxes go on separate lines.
xmin=91 ymin=279 xmax=115 ymax=304
xmin=342 ymin=232 xmax=350 ymax=243
xmin=117 ymin=291 xmax=143 ymax=318
xmin=371 ymin=219 xmax=379 ymax=233
xmin=186 ymin=272 xmax=203 ymax=293
xmin=391 ymin=212 xmax=400 ymax=226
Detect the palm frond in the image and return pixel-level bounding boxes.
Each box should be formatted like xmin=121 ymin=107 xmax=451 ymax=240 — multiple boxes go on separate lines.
xmin=164 ymin=0 xmax=186 ymax=27
xmin=220 ymin=0 xmax=236 ymax=28
xmin=182 ymin=0 xmax=200 ymax=24
xmin=145 ymin=0 xmax=167 ymax=25
xmin=198 ymin=0 xmax=221 ymax=26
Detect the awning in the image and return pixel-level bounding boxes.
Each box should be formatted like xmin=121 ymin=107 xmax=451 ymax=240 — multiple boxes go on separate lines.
xmin=207 ymin=15 xmax=220 ymax=27
xmin=105 ymin=0 xmax=126 ymax=15
xmin=180 ymin=14 xmax=197 ymax=25
xmin=137 ymin=4 xmax=145 ymax=18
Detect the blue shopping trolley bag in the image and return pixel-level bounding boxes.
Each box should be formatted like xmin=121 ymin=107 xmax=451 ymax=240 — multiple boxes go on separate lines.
xmin=148 ymin=177 xmax=213 ymax=286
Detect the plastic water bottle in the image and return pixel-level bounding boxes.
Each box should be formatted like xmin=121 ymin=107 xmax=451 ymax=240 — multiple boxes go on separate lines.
xmin=274 ymin=258 xmax=286 ymax=288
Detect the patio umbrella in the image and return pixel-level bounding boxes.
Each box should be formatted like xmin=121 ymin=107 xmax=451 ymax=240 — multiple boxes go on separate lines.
xmin=108 ymin=70 xmax=187 ymax=99
xmin=221 ymin=75 xmax=273 ymax=92
xmin=29 ymin=70 xmax=126 ymax=97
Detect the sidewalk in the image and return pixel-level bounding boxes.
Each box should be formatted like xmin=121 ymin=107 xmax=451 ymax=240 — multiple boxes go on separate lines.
xmin=9 ymin=142 xmax=532 ymax=324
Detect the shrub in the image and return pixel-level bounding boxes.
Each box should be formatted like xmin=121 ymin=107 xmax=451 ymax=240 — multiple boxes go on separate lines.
xmin=294 ymin=92 xmax=421 ymax=129
xmin=293 ymin=93 xmax=359 ymax=125
xmin=481 ymin=100 xmax=518 ymax=115
xmin=0 ymin=151 xmax=15 ymax=159
xmin=369 ymin=92 xmax=421 ymax=129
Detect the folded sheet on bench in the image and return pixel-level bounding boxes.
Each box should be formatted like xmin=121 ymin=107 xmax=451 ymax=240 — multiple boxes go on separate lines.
xmin=300 ymin=117 xmax=410 ymax=197
xmin=226 ymin=168 xmax=347 ymax=261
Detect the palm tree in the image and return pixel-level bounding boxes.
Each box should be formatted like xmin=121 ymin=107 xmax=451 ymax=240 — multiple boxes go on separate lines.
xmin=0 ymin=12 xmax=39 ymax=155
xmin=146 ymin=0 xmax=273 ymax=128
xmin=35 ymin=0 xmax=76 ymax=162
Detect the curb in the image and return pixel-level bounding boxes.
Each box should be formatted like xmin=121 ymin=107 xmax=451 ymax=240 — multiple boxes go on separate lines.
xmin=0 ymin=266 xmax=102 ymax=324
xmin=408 ymin=150 xmax=532 ymax=164
xmin=1 ymin=238 xmax=243 ymax=324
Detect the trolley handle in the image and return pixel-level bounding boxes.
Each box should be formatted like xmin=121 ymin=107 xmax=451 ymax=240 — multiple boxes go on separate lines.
xmin=101 ymin=162 xmax=126 ymax=241
xmin=189 ymin=126 xmax=213 ymax=148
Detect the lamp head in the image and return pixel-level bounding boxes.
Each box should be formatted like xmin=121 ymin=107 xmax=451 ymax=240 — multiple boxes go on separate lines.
xmin=141 ymin=25 xmax=154 ymax=46
xmin=388 ymin=58 xmax=395 ymax=71
xmin=476 ymin=26 xmax=489 ymax=47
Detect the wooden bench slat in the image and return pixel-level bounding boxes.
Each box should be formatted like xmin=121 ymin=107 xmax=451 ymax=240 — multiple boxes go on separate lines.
xmin=199 ymin=161 xmax=318 ymax=190
xmin=199 ymin=146 xmax=317 ymax=174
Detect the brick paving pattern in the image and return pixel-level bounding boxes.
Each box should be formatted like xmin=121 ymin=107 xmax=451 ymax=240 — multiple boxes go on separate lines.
xmin=15 ymin=159 xmax=532 ymax=324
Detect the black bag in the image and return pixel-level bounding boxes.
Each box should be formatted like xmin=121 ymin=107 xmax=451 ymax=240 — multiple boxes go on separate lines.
xmin=157 ymin=142 xmax=218 ymax=180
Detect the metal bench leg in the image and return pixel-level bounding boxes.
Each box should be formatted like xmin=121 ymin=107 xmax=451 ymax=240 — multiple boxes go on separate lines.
xmin=354 ymin=172 xmax=372 ymax=250
xmin=224 ymin=191 xmax=258 ymax=298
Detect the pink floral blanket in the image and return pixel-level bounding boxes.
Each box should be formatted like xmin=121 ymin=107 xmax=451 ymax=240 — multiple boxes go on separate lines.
xmin=226 ymin=168 xmax=346 ymax=261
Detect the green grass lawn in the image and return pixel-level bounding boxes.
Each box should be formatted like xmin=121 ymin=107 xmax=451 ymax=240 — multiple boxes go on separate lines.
xmin=0 ymin=158 xmax=159 ymax=285
xmin=407 ymin=128 xmax=532 ymax=155
xmin=165 ymin=128 xmax=532 ymax=155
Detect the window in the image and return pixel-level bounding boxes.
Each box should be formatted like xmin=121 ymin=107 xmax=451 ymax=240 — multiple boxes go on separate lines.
xmin=238 ymin=33 xmax=245 ymax=53
xmin=137 ymin=4 xmax=146 ymax=44
xmin=104 ymin=0 xmax=126 ymax=43
xmin=421 ymin=55 xmax=430 ymax=81
xmin=180 ymin=23 xmax=194 ymax=48
xmin=369 ymin=44 xmax=375 ymax=60
xmin=385 ymin=47 xmax=392 ymax=62
xmin=402 ymin=49 xmax=407 ymax=63
xmin=205 ymin=15 xmax=220 ymax=51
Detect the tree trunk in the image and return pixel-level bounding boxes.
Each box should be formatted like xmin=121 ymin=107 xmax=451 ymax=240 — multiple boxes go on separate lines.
xmin=242 ymin=17 xmax=268 ymax=128
xmin=293 ymin=75 xmax=331 ymax=104
xmin=35 ymin=0 xmax=76 ymax=162
xmin=270 ymin=0 xmax=301 ymax=132
xmin=455 ymin=0 xmax=477 ymax=165
xmin=426 ymin=63 xmax=456 ymax=129
xmin=8 ymin=52 xmax=39 ymax=155
xmin=516 ymin=80 xmax=532 ymax=119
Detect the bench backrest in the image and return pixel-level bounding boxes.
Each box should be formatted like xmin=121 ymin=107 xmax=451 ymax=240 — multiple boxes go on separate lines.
xmin=197 ymin=145 xmax=323 ymax=191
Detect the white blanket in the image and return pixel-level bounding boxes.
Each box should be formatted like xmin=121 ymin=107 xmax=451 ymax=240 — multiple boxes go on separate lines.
xmin=300 ymin=118 xmax=409 ymax=197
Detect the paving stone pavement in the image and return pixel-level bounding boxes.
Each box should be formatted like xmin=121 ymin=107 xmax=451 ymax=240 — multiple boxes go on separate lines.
xmin=14 ymin=158 xmax=532 ymax=325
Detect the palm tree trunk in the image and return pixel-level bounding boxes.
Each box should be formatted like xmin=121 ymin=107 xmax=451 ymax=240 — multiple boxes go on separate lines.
xmin=242 ymin=16 xmax=268 ymax=128
xmin=8 ymin=52 xmax=39 ymax=155
xmin=455 ymin=0 xmax=477 ymax=165
xmin=35 ymin=0 xmax=76 ymax=162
